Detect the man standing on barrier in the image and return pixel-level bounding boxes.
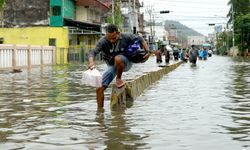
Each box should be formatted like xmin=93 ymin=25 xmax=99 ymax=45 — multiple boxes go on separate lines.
xmin=88 ymin=24 xmax=150 ymax=109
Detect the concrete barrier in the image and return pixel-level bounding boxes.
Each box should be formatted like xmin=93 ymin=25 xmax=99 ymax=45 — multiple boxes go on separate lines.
xmin=110 ymin=61 xmax=183 ymax=110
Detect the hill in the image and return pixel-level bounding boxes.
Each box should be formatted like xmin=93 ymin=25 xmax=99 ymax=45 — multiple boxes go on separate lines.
xmin=164 ymin=20 xmax=203 ymax=36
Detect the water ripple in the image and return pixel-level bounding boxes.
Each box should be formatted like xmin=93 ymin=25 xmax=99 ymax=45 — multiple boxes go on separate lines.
xmin=0 ymin=56 xmax=250 ymax=149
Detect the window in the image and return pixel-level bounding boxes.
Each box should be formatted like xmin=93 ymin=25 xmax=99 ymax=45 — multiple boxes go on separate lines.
xmin=51 ymin=6 xmax=61 ymax=16
xmin=69 ymin=39 xmax=73 ymax=46
xmin=0 ymin=38 xmax=3 ymax=44
xmin=49 ymin=38 xmax=56 ymax=46
xmin=77 ymin=37 xmax=80 ymax=45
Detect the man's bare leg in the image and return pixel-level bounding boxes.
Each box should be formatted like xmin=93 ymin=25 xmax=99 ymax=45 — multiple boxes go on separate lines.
xmin=96 ymin=86 xmax=106 ymax=108
xmin=114 ymin=56 xmax=125 ymax=88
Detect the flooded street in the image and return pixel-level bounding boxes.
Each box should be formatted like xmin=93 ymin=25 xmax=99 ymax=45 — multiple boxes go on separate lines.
xmin=0 ymin=55 xmax=250 ymax=150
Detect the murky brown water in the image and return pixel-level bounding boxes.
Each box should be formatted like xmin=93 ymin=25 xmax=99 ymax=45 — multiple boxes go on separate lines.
xmin=0 ymin=55 xmax=249 ymax=150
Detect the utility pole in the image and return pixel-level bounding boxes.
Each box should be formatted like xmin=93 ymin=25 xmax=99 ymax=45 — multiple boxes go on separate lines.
xmin=133 ymin=0 xmax=136 ymax=34
xmin=232 ymin=5 xmax=235 ymax=47
xmin=146 ymin=6 xmax=154 ymax=46
xmin=128 ymin=0 xmax=131 ymax=32
xmin=145 ymin=7 xmax=170 ymax=50
xmin=112 ymin=0 xmax=115 ymax=24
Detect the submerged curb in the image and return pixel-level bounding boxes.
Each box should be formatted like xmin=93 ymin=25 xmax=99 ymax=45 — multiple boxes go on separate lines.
xmin=110 ymin=61 xmax=183 ymax=110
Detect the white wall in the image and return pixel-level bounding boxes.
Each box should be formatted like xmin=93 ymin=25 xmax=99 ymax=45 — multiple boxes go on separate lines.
xmin=76 ymin=6 xmax=87 ymax=22
xmin=187 ymin=36 xmax=206 ymax=46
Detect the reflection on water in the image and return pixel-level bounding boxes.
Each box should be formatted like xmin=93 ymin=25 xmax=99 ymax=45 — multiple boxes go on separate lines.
xmin=0 ymin=56 xmax=250 ymax=149
xmin=96 ymin=111 xmax=147 ymax=150
xmin=221 ymin=57 xmax=250 ymax=148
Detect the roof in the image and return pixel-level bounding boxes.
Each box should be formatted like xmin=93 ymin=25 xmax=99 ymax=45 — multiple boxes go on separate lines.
xmin=202 ymin=43 xmax=211 ymax=47
xmin=98 ymin=0 xmax=112 ymax=7
xmin=64 ymin=18 xmax=101 ymax=33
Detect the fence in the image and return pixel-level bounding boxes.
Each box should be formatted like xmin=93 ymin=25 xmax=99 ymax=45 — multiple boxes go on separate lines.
xmin=66 ymin=47 xmax=102 ymax=64
xmin=0 ymin=44 xmax=55 ymax=70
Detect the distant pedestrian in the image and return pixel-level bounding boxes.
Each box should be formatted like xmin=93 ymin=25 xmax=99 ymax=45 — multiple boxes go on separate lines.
xmin=172 ymin=45 xmax=179 ymax=61
xmin=155 ymin=44 xmax=169 ymax=63
xmin=198 ymin=48 xmax=203 ymax=60
xmin=189 ymin=45 xmax=199 ymax=66
xmin=155 ymin=49 xmax=162 ymax=63
xmin=203 ymin=48 xmax=208 ymax=60
xmin=180 ymin=49 xmax=188 ymax=62
xmin=208 ymin=49 xmax=213 ymax=57
xmin=163 ymin=47 xmax=170 ymax=64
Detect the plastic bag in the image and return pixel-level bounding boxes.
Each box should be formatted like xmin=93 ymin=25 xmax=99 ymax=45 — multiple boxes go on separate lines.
xmin=81 ymin=68 xmax=102 ymax=87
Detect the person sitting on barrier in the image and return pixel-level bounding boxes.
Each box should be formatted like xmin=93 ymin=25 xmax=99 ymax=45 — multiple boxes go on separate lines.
xmin=88 ymin=24 xmax=150 ymax=109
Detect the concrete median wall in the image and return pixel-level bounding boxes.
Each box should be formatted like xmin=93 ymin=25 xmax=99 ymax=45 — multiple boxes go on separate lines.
xmin=110 ymin=61 xmax=183 ymax=110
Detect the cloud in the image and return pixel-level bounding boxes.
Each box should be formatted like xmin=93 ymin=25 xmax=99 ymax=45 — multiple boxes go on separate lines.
xmin=140 ymin=0 xmax=230 ymax=35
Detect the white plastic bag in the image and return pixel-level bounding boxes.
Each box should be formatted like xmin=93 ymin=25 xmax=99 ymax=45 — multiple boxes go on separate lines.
xmin=81 ymin=68 xmax=102 ymax=87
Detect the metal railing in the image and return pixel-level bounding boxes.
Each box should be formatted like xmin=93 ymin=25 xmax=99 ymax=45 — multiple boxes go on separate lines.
xmin=0 ymin=44 xmax=55 ymax=70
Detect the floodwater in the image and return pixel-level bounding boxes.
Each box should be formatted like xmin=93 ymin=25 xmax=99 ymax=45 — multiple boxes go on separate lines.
xmin=0 ymin=55 xmax=249 ymax=150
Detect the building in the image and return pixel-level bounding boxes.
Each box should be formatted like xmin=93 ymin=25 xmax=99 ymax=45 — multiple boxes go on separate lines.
xmin=120 ymin=0 xmax=143 ymax=33
xmin=0 ymin=0 xmax=109 ymax=64
xmin=144 ymin=21 xmax=169 ymax=50
xmin=187 ymin=36 xmax=206 ymax=46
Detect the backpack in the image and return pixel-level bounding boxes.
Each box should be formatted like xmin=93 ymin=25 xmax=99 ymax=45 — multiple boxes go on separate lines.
xmin=125 ymin=37 xmax=148 ymax=63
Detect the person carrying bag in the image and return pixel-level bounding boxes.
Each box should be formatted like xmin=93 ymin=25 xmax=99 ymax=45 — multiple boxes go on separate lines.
xmin=87 ymin=24 xmax=150 ymax=109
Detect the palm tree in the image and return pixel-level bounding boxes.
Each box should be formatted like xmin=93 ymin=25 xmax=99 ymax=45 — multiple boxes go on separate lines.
xmin=227 ymin=0 xmax=249 ymax=23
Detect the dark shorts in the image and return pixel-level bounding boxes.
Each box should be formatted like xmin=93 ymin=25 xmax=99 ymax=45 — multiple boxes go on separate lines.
xmin=102 ymin=55 xmax=132 ymax=87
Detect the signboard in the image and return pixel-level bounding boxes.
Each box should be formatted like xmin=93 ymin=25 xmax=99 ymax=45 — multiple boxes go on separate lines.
xmin=214 ymin=25 xmax=222 ymax=33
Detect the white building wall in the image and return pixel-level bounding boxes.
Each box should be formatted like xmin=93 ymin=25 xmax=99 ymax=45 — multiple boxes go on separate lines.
xmin=76 ymin=6 xmax=100 ymax=24
xmin=144 ymin=23 xmax=168 ymax=40
xmin=187 ymin=36 xmax=206 ymax=46
xmin=121 ymin=2 xmax=140 ymax=33
xmin=76 ymin=6 xmax=87 ymax=22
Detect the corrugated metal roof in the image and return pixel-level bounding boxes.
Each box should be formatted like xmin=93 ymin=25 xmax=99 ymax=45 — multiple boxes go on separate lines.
xmin=64 ymin=18 xmax=101 ymax=32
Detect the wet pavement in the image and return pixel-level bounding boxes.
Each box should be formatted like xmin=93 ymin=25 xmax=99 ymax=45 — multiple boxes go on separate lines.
xmin=0 ymin=55 xmax=250 ymax=150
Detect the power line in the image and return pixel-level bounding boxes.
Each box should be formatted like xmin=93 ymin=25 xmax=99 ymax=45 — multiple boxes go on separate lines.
xmin=141 ymin=0 xmax=229 ymax=7
xmin=148 ymin=0 xmax=227 ymax=5
xmin=142 ymin=3 xmax=229 ymax=10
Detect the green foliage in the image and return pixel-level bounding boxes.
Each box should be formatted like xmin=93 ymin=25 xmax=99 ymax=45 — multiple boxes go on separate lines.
xmin=227 ymin=0 xmax=250 ymax=22
xmin=0 ymin=0 xmax=4 ymax=11
xmin=234 ymin=14 xmax=250 ymax=53
xmin=105 ymin=0 xmax=124 ymax=31
xmin=227 ymin=0 xmax=250 ymax=54
xmin=216 ymin=32 xmax=228 ymax=55
xmin=157 ymin=40 xmax=161 ymax=49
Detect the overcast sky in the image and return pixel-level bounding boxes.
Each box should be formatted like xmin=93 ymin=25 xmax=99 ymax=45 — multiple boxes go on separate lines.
xmin=139 ymin=0 xmax=230 ymax=36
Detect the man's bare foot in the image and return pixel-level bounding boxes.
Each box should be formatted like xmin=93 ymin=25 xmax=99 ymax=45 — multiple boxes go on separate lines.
xmin=97 ymin=107 xmax=105 ymax=114
xmin=116 ymin=78 xmax=125 ymax=88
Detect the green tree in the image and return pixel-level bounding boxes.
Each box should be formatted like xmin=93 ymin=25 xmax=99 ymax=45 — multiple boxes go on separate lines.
xmin=234 ymin=14 xmax=250 ymax=55
xmin=216 ymin=32 xmax=228 ymax=55
xmin=227 ymin=0 xmax=249 ymax=22
xmin=105 ymin=0 xmax=124 ymax=31
xmin=227 ymin=0 xmax=250 ymax=55
xmin=0 ymin=0 xmax=4 ymax=11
